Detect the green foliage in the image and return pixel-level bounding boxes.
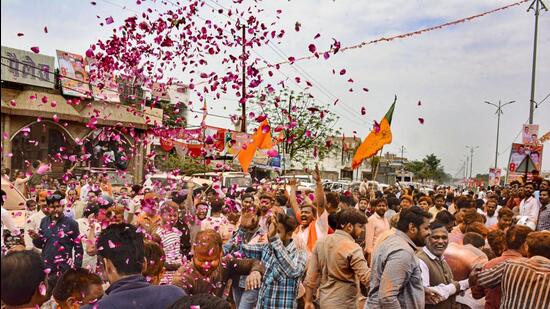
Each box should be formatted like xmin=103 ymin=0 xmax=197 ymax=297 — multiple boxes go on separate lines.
xmin=251 ymin=90 xmax=341 ymax=167
xmin=155 ymin=153 xmax=212 ymax=175
xmin=405 ymin=153 xmax=449 ymax=183
xmin=160 ymin=101 xmax=187 ymax=128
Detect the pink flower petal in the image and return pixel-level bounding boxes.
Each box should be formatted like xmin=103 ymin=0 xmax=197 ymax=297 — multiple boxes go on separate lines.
xmin=108 ymin=240 xmax=116 ymax=248
xmin=86 ymin=48 xmax=94 ymax=58
xmin=418 ymin=118 xmax=425 ymax=124
xmin=339 ymin=69 xmax=346 ymax=75
xmin=17 ymin=33 xmax=24 ymax=37
xmin=361 ymin=107 xmax=366 ymax=115
xmin=308 ymin=44 xmax=316 ymax=53
xmin=30 ymin=46 xmax=40 ymax=54
xmin=105 ymin=16 xmax=114 ymax=25
xmin=255 ymin=114 xmax=267 ymax=122
xmin=418 ymin=100 xmax=422 ymax=106
xmin=44 ymin=26 xmax=48 ymax=33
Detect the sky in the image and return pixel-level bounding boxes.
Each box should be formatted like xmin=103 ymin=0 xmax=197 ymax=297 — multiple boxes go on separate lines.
xmin=2 ymin=0 xmax=549 ymax=177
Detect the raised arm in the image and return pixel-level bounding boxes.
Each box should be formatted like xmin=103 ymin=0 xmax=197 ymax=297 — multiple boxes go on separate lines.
xmin=313 ymin=164 xmax=325 ymax=215
xmin=288 ymin=178 xmax=301 ymax=220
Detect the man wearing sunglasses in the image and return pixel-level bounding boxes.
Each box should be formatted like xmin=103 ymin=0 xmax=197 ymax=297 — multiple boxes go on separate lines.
xmin=29 ymin=191 xmax=83 ymax=284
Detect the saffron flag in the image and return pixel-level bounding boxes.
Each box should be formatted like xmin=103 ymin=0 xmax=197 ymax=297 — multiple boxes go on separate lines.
xmin=352 ymin=96 xmax=396 ymax=169
xmin=238 ymin=119 xmax=273 ymax=173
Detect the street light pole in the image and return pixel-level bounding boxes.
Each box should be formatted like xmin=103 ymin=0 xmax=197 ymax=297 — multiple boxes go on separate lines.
xmin=484 ymin=100 xmax=516 ymax=169
xmin=240 ymin=25 xmax=247 ymax=133
xmin=466 ymin=145 xmax=479 ymax=181
xmin=527 ymin=0 xmax=548 ymax=124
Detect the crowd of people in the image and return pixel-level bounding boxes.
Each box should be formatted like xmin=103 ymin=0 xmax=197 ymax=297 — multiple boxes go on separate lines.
xmin=1 ymin=165 xmax=549 ymax=309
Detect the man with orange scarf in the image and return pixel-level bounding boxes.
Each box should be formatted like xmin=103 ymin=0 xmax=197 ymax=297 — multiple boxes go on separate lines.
xmin=288 ymin=166 xmax=331 ymax=256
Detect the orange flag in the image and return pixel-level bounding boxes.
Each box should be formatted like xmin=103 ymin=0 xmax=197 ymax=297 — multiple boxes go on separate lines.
xmin=238 ymin=119 xmax=273 ymax=173
xmin=352 ymin=97 xmax=396 ymax=169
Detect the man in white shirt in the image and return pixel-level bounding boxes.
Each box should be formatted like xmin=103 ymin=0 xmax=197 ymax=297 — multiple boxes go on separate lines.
xmin=417 ymin=222 xmax=470 ymax=307
xmin=24 ymin=199 xmax=49 ymax=251
xmin=79 ymin=175 xmax=95 ymax=204
xmin=479 ymin=199 xmax=501 ymax=228
xmin=519 ymin=182 xmax=540 ymax=228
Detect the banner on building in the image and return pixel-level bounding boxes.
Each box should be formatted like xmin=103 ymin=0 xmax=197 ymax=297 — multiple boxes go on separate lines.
xmin=56 ymin=50 xmax=91 ymax=97
xmin=488 ymin=168 xmax=501 ymax=186
xmin=522 ymin=124 xmax=539 ymax=145
xmin=224 ymin=131 xmax=250 ymax=155
xmin=1 ymin=46 xmax=55 ymax=88
xmin=507 ymin=143 xmax=544 ymax=183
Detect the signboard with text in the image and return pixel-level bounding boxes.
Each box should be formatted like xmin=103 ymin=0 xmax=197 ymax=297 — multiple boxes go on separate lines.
xmin=1 ymin=46 xmax=55 ymax=88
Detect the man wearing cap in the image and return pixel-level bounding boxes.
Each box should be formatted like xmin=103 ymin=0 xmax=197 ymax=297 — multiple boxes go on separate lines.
xmin=28 ymin=191 xmax=83 ymax=281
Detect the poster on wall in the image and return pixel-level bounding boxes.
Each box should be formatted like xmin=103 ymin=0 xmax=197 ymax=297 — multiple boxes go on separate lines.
xmin=1 ymin=46 xmax=55 ymax=88
xmin=522 ymin=124 xmax=539 ymax=145
xmin=488 ymin=168 xmax=501 ymax=186
xmin=507 ymin=143 xmax=544 ymax=183
xmin=56 ymin=50 xmax=91 ymax=97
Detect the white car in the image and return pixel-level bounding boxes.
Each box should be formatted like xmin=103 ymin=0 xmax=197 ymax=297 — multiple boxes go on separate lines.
xmin=192 ymin=172 xmax=252 ymax=191
xmin=143 ymin=173 xmax=213 ymax=191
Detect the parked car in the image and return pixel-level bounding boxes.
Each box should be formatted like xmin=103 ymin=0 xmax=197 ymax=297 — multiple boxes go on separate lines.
xmin=143 ymin=173 xmax=213 ymax=191
xmin=279 ymin=175 xmax=316 ymax=190
xmin=191 ymin=172 xmax=252 ymax=191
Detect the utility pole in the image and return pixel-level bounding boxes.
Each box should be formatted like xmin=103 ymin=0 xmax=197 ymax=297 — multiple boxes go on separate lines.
xmin=484 ymin=100 xmax=516 ymax=168
xmin=465 ymin=155 xmax=469 ymax=179
xmin=240 ymin=25 xmax=247 ymax=132
xmin=283 ymin=91 xmax=293 ymax=175
xmin=527 ymin=0 xmax=548 ymax=124
xmin=466 ymin=145 xmax=479 ymax=181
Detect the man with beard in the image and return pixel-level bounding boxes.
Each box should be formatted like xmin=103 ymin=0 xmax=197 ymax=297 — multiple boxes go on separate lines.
xmin=417 ymin=222 xmax=470 ymax=308
xmin=357 ymin=196 xmax=370 ymax=214
xmin=490 ymin=207 xmax=515 ymax=232
xmin=172 ymin=229 xmax=265 ymax=297
xmin=365 ymin=198 xmax=390 ymax=263
xmin=536 ymin=189 xmax=549 ymax=231
xmin=366 ymin=206 xmax=432 ymax=309
xmin=519 ymin=182 xmax=540 ymax=229
xmin=223 ymin=203 xmax=267 ymax=309
xmin=481 ymin=199 xmax=500 ymax=228
xmin=304 ymin=207 xmax=370 ymax=309
xmin=289 ymin=166 xmax=330 ymax=256
xmin=29 ymin=191 xmax=83 ymax=285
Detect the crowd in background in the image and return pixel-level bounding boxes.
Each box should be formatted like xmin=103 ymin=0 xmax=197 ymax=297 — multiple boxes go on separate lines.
xmin=1 ymin=164 xmax=549 ymax=309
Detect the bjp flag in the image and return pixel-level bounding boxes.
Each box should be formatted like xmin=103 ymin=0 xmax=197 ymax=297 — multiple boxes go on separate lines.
xmin=238 ymin=119 xmax=273 ymax=173
xmin=352 ymin=97 xmax=396 ymax=169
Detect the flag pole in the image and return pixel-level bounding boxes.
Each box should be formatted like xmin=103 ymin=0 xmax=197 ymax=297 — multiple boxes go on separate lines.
xmin=368 ymin=146 xmax=385 ymax=200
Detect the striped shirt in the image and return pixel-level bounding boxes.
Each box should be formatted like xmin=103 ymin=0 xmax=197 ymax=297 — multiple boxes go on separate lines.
xmin=156 ymin=227 xmax=182 ymax=284
xmin=477 ymin=255 xmax=550 ymax=309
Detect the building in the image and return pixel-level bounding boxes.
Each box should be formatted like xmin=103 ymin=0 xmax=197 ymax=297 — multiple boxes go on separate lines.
xmin=1 ymin=46 xmax=165 ymax=183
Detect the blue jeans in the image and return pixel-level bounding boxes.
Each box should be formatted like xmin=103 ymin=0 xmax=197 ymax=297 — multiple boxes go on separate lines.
xmin=232 ymin=286 xmax=259 ymax=309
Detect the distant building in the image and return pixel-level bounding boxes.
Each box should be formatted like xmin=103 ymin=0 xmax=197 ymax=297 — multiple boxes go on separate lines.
xmin=1 ymin=45 xmax=165 ymax=183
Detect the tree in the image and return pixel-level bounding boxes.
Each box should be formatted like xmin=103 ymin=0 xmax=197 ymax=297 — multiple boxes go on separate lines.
xmin=155 ymin=153 xmax=212 ymax=175
xmin=405 ymin=154 xmax=449 ymax=183
xmin=251 ymin=90 xmax=341 ymax=168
